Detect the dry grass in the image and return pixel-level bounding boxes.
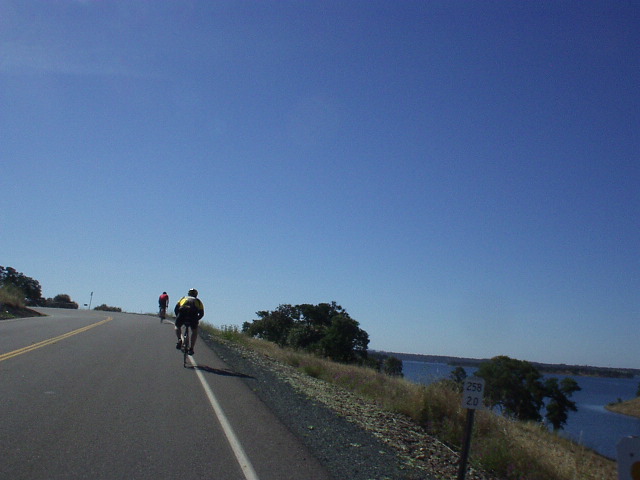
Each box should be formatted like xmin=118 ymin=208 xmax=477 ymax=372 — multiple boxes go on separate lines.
xmin=0 ymin=285 xmax=26 ymax=319
xmin=0 ymin=285 xmax=25 ymax=309
xmin=606 ymin=397 xmax=640 ymax=418
xmin=204 ymin=325 xmax=617 ymax=480
xmin=476 ymin=417 xmax=616 ymax=480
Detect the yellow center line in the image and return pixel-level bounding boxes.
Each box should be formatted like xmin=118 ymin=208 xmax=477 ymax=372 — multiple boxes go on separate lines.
xmin=0 ymin=317 xmax=113 ymax=362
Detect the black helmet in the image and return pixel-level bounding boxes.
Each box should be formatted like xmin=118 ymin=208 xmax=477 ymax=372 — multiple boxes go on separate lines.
xmin=188 ymin=288 xmax=198 ymax=297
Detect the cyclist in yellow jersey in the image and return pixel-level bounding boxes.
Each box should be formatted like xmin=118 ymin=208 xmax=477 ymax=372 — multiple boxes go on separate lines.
xmin=174 ymin=288 xmax=204 ymax=355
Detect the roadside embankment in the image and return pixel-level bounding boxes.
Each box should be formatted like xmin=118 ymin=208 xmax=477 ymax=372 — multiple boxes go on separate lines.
xmin=201 ymin=330 xmax=434 ymax=480
xmin=200 ymin=327 xmax=617 ymax=480
xmin=0 ymin=305 xmax=43 ymax=320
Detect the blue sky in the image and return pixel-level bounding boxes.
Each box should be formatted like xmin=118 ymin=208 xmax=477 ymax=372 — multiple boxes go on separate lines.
xmin=1 ymin=1 xmax=638 ymax=368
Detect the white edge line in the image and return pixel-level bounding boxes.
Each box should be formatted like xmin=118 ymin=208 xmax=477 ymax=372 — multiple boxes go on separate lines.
xmin=189 ymin=356 xmax=260 ymax=480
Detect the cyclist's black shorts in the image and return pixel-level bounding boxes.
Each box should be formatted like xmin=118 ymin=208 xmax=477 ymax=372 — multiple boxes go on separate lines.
xmin=175 ymin=315 xmax=200 ymax=329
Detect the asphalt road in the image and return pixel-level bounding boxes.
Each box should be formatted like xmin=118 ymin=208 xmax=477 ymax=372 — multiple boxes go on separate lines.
xmin=0 ymin=308 xmax=332 ymax=480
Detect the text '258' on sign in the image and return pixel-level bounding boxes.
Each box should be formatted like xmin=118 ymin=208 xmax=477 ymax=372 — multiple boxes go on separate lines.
xmin=462 ymin=377 xmax=485 ymax=410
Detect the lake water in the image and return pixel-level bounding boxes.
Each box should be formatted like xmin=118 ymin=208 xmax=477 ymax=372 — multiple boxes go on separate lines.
xmin=403 ymin=360 xmax=640 ymax=459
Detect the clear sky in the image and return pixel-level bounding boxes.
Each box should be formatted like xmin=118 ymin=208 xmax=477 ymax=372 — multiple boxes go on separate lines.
xmin=1 ymin=1 xmax=638 ymax=368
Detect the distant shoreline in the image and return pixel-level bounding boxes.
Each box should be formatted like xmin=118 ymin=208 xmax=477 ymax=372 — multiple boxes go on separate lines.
xmin=606 ymin=397 xmax=640 ymax=418
xmin=371 ymin=350 xmax=640 ymax=379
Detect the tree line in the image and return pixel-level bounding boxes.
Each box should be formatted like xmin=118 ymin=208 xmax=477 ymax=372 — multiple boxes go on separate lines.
xmin=0 ymin=266 xmax=78 ymax=309
xmin=243 ymin=302 xmax=369 ymax=363
xmin=242 ymin=301 xmax=403 ymax=375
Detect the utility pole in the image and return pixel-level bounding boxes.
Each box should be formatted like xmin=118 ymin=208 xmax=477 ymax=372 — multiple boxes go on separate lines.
xmin=88 ymin=291 xmax=93 ymax=310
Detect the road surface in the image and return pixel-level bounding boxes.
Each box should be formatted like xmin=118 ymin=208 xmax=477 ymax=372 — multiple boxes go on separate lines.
xmin=0 ymin=308 xmax=332 ymax=480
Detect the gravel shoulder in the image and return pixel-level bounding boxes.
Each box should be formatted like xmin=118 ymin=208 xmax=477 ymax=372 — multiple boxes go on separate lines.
xmin=201 ymin=333 xmax=495 ymax=480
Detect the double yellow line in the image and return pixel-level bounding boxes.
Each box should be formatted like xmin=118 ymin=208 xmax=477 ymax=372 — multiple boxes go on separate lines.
xmin=0 ymin=317 xmax=113 ymax=362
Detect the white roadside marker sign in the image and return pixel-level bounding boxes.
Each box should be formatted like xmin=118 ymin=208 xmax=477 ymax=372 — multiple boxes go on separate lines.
xmin=462 ymin=377 xmax=485 ymax=410
xmin=458 ymin=377 xmax=485 ymax=480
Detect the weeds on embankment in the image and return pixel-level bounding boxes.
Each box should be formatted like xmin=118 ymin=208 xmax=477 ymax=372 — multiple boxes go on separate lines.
xmin=0 ymin=285 xmax=26 ymax=319
xmin=203 ymin=324 xmax=616 ymax=480
xmin=0 ymin=285 xmax=25 ymax=308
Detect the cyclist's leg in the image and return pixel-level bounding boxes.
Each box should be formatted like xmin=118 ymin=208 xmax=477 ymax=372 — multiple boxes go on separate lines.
xmin=188 ymin=320 xmax=199 ymax=354
xmin=175 ymin=315 xmax=184 ymax=348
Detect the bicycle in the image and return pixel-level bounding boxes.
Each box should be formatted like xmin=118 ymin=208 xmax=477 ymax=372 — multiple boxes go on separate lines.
xmin=159 ymin=306 xmax=167 ymax=323
xmin=179 ymin=323 xmax=192 ymax=368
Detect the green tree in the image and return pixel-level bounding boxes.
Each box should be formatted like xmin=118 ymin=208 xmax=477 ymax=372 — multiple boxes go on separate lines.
xmin=243 ymin=302 xmax=370 ymax=364
xmin=450 ymin=366 xmax=468 ymax=384
xmin=286 ymin=323 xmax=324 ymax=352
xmin=383 ymin=356 xmax=403 ymax=377
xmin=477 ymin=356 xmax=546 ymax=422
xmin=0 ymin=266 xmax=43 ymax=305
xmin=477 ymin=356 xmax=580 ymax=430
xmin=299 ymin=302 xmax=345 ymax=329
xmin=319 ymin=314 xmax=369 ymax=363
xmin=242 ymin=305 xmax=296 ymax=346
xmin=48 ymin=294 xmax=79 ymax=309
xmin=544 ymin=377 xmax=581 ymax=430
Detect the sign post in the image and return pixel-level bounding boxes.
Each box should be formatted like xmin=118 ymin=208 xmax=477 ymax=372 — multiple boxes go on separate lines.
xmin=457 ymin=377 xmax=485 ymax=480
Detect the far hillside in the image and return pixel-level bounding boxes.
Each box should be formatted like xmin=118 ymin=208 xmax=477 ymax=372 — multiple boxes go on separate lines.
xmin=373 ymin=350 xmax=640 ymax=378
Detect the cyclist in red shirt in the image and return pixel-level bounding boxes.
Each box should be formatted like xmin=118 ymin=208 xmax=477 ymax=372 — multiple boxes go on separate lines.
xmin=158 ymin=292 xmax=169 ymax=322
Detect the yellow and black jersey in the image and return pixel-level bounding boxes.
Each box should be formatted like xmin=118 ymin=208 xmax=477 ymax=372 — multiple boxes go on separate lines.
xmin=174 ymin=295 xmax=204 ymax=319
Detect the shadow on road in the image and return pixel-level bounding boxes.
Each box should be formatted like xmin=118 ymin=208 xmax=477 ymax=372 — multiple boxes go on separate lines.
xmin=187 ymin=364 xmax=255 ymax=379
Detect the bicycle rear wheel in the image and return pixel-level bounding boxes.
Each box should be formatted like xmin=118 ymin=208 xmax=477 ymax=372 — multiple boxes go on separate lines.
xmin=182 ymin=326 xmax=189 ymax=367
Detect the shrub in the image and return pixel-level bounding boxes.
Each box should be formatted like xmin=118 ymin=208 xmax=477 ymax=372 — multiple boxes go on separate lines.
xmin=94 ymin=304 xmax=121 ymax=312
xmin=218 ymin=325 xmax=243 ymax=341
xmin=44 ymin=294 xmax=79 ymax=309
